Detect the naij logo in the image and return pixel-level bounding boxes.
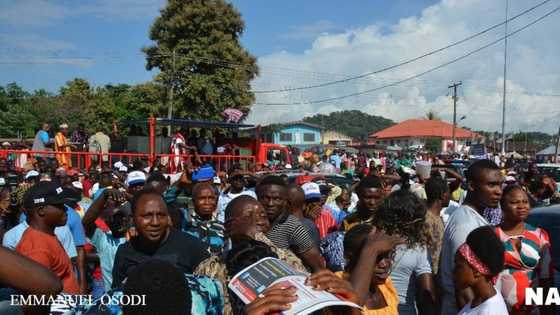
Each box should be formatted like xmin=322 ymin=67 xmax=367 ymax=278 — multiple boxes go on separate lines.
xmin=525 ymin=288 xmax=560 ymax=306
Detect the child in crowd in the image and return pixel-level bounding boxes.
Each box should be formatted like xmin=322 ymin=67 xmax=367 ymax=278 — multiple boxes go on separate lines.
xmin=454 ymin=226 xmax=508 ymax=314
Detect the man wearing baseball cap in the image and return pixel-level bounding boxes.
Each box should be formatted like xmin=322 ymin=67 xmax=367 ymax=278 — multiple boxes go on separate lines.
xmin=15 ymin=181 xmax=80 ymax=294
xmin=126 ymin=171 xmax=146 ymax=194
xmin=301 ymin=182 xmax=338 ymax=239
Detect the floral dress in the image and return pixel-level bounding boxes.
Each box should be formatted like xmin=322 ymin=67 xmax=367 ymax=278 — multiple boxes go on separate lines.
xmin=494 ymin=223 xmax=553 ymax=313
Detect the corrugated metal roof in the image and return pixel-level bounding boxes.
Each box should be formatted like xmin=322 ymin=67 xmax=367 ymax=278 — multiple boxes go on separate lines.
xmin=370 ymin=119 xmax=478 ymax=139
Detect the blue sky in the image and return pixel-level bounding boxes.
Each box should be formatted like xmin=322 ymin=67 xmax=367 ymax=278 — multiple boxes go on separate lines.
xmin=0 ymin=0 xmax=437 ymax=92
xmin=1 ymin=0 xmax=559 ymax=132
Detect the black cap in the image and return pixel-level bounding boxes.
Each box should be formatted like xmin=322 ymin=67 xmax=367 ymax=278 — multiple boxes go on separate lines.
xmin=23 ymin=181 xmax=66 ymax=209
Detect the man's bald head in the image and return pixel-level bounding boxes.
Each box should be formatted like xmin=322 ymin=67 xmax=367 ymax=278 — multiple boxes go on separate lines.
xmin=224 ymin=195 xmax=270 ymax=238
xmin=225 ymin=195 xmax=260 ymax=221
xmin=286 ymin=184 xmax=305 ymax=212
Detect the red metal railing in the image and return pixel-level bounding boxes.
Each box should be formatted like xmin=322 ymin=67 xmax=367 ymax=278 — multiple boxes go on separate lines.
xmin=155 ymin=153 xmax=255 ymax=173
xmin=0 ymin=150 xmax=255 ymax=173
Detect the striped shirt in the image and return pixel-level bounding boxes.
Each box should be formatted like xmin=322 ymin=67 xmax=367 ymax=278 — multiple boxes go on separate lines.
xmin=266 ymin=212 xmax=314 ymax=254
xmin=494 ymin=224 xmax=553 ymax=312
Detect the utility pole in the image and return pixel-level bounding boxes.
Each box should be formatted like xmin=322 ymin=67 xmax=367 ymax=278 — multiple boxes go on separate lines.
xmin=167 ymin=49 xmax=176 ymax=137
xmin=524 ymin=132 xmax=527 ymax=157
xmin=500 ymin=0 xmax=509 ymax=155
xmin=555 ymin=125 xmax=560 ymax=163
xmin=449 ymin=81 xmax=462 ymax=154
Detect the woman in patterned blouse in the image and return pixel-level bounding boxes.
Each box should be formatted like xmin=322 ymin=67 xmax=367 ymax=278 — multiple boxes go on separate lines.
xmin=494 ymin=185 xmax=554 ymax=315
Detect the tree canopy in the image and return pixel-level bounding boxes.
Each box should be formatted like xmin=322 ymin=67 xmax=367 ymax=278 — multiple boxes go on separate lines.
xmin=143 ymin=0 xmax=259 ymax=121
xmin=0 ymin=80 xmax=166 ymax=138
xmin=303 ymin=110 xmax=395 ymax=139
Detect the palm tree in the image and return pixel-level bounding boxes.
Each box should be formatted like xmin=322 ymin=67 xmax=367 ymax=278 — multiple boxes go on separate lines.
xmin=425 ymin=110 xmax=440 ymax=120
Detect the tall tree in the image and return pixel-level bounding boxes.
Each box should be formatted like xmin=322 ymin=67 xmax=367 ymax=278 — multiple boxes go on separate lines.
xmin=143 ymin=0 xmax=259 ymax=121
xmin=425 ymin=110 xmax=440 ymax=120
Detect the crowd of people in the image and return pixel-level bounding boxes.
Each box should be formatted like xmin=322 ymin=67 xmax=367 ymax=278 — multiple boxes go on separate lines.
xmin=0 ymin=122 xmax=560 ymax=315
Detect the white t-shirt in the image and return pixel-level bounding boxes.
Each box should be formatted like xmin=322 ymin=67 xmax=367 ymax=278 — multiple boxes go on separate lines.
xmin=440 ymin=205 xmax=489 ymax=315
xmin=457 ymin=292 xmax=508 ymax=315
xmin=440 ymin=200 xmax=461 ymax=226
xmin=217 ymin=189 xmax=257 ymax=223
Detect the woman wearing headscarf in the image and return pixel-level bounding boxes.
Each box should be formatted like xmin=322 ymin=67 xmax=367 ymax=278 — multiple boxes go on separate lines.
xmin=494 ymin=185 xmax=553 ymax=315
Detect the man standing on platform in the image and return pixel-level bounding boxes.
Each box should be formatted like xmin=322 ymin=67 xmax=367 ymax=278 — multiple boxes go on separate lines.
xmin=54 ymin=124 xmax=74 ymax=168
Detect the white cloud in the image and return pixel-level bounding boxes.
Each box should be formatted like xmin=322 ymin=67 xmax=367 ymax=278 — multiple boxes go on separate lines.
xmin=0 ymin=0 xmax=70 ymax=27
xmin=0 ymin=34 xmax=75 ymax=53
xmin=280 ymin=20 xmax=337 ymax=40
xmin=0 ymin=58 xmax=94 ymax=67
xmin=76 ymin=0 xmax=165 ymax=20
xmin=247 ymin=0 xmax=560 ymax=133
xmin=0 ymin=33 xmax=87 ymax=68
xmin=0 ymin=0 xmax=165 ymax=28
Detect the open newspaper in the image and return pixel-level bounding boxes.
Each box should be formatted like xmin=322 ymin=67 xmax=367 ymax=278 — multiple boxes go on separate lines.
xmin=228 ymin=257 xmax=361 ymax=315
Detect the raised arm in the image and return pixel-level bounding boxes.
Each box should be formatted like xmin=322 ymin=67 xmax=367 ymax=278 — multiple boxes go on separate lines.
xmin=349 ymin=229 xmax=404 ymax=305
xmin=82 ymin=189 xmax=126 ymax=238
xmin=0 ymin=246 xmax=62 ymax=296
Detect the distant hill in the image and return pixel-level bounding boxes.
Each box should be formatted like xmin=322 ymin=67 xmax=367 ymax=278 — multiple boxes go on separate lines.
xmin=303 ymin=110 xmax=395 ymax=140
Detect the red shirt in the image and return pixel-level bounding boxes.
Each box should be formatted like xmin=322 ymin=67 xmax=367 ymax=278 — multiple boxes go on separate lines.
xmin=314 ymin=210 xmax=338 ymax=239
xmin=16 ymin=227 xmax=80 ymax=294
xmin=82 ymin=179 xmax=92 ymax=198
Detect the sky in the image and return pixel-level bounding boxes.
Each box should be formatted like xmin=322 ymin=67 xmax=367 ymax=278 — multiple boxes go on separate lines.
xmin=1 ymin=0 xmax=559 ymax=133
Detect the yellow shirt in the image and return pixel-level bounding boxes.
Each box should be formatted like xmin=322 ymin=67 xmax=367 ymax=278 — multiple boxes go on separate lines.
xmin=451 ymin=187 xmax=465 ymax=202
xmin=335 ymin=272 xmax=399 ymax=315
xmin=54 ymin=132 xmax=72 ymax=167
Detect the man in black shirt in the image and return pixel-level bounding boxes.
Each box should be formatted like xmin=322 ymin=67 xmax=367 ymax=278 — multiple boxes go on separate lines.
xmin=112 ymin=189 xmax=209 ymax=289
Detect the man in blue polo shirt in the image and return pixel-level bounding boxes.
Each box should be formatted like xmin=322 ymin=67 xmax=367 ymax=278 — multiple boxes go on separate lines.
xmin=31 ymin=123 xmax=53 ymax=159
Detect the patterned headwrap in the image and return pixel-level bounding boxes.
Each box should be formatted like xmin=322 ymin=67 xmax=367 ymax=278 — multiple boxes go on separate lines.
xmin=458 ymin=243 xmax=492 ymax=276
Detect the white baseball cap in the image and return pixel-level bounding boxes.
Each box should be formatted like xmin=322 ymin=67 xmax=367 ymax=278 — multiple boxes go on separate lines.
xmin=126 ymin=171 xmax=146 ymax=186
xmin=72 ymin=181 xmax=84 ymax=190
xmin=25 ymin=170 xmax=40 ymax=180
xmin=213 ymin=176 xmax=222 ymax=184
xmin=302 ymin=182 xmax=321 ymax=201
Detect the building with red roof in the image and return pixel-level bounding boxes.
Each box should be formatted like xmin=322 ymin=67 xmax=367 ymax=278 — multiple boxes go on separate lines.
xmin=369 ymin=119 xmax=481 ymax=152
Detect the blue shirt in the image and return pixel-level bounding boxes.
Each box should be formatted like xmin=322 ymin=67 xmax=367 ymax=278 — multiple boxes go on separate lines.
xmin=64 ymin=206 xmax=87 ymax=246
xmin=391 ymin=245 xmax=432 ymax=315
xmin=330 ymin=154 xmax=342 ymax=169
xmin=182 ymin=211 xmax=224 ymax=255
xmin=320 ymin=231 xmax=345 ymax=272
xmin=90 ymin=228 xmax=126 ymax=290
xmin=92 ymin=188 xmax=106 ymax=202
xmin=38 ymin=130 xmax=49 ymax=144
xmin=324 ymin=203 xmax=348 ymax=226
xmin=216 ymin=189 xmax=257 ymax=223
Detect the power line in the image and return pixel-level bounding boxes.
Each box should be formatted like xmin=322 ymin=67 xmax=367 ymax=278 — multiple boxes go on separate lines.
xmin=252 ymin=0 xmax=553 ymax=94
xmin=254 ymin=5 xmax=560 ymax=106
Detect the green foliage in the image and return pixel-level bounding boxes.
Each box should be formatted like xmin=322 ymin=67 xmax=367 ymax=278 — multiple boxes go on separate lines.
xmin=511 ymin=132 xmax=553 ymax=145
xmin=474 ymin=130 xmax=554 ymax=149
xmin=425 ymin=110 xmax=440 ymax=120
xmin=143 ymin=0 xmax=258 ymax=121
xmin=424 ymin=137 xmax=442 ymax=153
xmin=302 ymin=110 xmax=394 ymax=139
xmin=0 ymin=80 xmax=166 ymax=138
